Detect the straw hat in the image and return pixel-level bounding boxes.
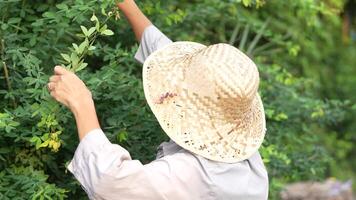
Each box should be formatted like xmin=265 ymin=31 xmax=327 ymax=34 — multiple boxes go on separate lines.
xmin=142 ymin=42 xmax=266 ymax=163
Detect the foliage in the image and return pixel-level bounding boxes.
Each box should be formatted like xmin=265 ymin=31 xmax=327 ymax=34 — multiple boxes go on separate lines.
xmin=0 ymin=166 xmax=67 ymax=200
xmin=0 ymin=0 xmax=355 ymax=199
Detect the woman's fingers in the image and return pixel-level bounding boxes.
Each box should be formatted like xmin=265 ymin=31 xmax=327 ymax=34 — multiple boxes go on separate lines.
xmin=54 ymin=65 xmax=70 ymax=75
xmin=49 ymin=75 xmax=61 ymax=82
xmin=47 ymin=82 xmax=56 ymax=91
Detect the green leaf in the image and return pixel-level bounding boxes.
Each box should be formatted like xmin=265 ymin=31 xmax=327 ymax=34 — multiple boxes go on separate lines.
xmin=8 ymin=18 xmax=21 ymax=24
xmin=31 ymin=19 xmax=44 ymax=27
xmin=265 ymin=109 xmax=275 ymax=119
xmin=1 ymin=24 xmax=8 ymax=30
xmin=60 ymin=53 xmax=70 ymax=63
xmin=80 ymin=26 xmax=89 ymax=36
xmin=72 ymin=43 xmax=79 ymax=53
xmin=96 ymin=22 xmax=100 ymax=31
xmin=75 ymin=62 xmax=88 ymax=72
xmin=70 ymin=52 xmax=79 ymax=67
xmin=9 ymin=121 xmax=20 ymax=127
xmin=29 ymin=37 xmax=37 ymax=47
xmin=242 ymin=0 xmax=251 ymax=7
xmin=78 ymin=42 xmax=86 ymax=54
xmin=38 ymin=140 xmax=49 ymax=148
xmin=99 ymin=24 xmax=107 ymax=32
xmin=90 ymin=14 xmax=98 ymax=22
xmin=75 ymin=33 xmax=86 ymax=38
xmin=275 ymin=113 xmax=288 ymax=121
xmin=101 ymin=7 xmax=107 ymax=16
xmin=56 ymin=4 xmax=68 ymax=10
xmin=101 ymin=29 xmax=114 ymax=36
xmin=116 ymin=130 xmax=128 ymax=143
xmin=87 ymin=27 xmax=96 ymax=36
xmin=352 ymin=104 xmax=356 ymax=110
xmin=30 ymin=136 xmax=40 ymax=143
xmin=88 ymin=46 xmax=96 ymax=51
xmin=0 ymin=113 xmax=9 ymax=119
xmin=43 ymin=12 xmax=56 ymax=19
xmin=78 ymin=40 xmax=88 ymax=54
xmin=35 ymin=139 xmax=42 ymax=149
xmin=5 ymin=126 xmax=13 ymax=133
xmin=41 ymin=133 xmax=49 ymax=141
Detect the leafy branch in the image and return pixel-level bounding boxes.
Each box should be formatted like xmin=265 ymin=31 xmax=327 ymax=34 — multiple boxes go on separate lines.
xmin=60 ymin=13 xmax=115 ymax=72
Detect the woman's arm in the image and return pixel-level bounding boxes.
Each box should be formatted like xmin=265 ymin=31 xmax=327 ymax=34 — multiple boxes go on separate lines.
xmin=48 ymin=66 xmax=100 ymax=140
xmin=116 ymin=0 xmax=152 ymax=41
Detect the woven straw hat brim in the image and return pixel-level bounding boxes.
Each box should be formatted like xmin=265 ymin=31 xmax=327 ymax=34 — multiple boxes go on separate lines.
xmin=142 ymin=41 xmax=266 ymax=163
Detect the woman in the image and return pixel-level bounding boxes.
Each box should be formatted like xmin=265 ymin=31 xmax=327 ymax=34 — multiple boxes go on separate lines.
xmin=47 ymin=0 xmax=269 ymax=199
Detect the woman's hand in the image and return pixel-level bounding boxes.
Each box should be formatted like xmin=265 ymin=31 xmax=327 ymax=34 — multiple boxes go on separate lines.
xmin=47 ymin=66 xmax=92 ymax=112
xmin=47 ymin=65 xmax=100 ymax=140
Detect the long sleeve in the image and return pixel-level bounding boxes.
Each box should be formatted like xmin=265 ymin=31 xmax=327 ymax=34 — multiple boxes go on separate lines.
xmin=66 ymin=129 xmax=156 ymax=199
xmin=67 ymin=129 xmax=216 ymax=200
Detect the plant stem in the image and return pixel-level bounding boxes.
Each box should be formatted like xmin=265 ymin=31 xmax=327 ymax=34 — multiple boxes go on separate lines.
xmin=73 ymin=16 xmax=111 ymax=71
xmin=239 ymin=24 xmax=250 ymax=51
xmin=246 ymin=18 xmax=270 ymax=56
xmin=2 ymin=62 xmax=16 ymax=108
xmin=1 ymin=39 xmax=16 ymax=108
xmin=229 ymin=22 xmax=240 ymax=45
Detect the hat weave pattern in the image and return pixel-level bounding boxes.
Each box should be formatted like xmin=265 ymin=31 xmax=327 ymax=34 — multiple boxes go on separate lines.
xmin=143 ymin=42 xmax=266 ymax=163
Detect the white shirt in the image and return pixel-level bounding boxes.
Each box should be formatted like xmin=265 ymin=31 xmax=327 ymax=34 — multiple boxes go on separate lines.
xmin=67 ymin=25 xmax=269 ymax=200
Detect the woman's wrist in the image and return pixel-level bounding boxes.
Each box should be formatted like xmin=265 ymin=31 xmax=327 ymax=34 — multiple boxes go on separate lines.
xmin=70 ymin=98 xmax=94 ymax=117
xmin=71 ymin=98 xmax=101 ymax=140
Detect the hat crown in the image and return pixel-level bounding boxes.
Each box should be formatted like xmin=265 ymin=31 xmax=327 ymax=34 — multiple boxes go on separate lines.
xmin=184 ymin=43 xmax=260 ymax=104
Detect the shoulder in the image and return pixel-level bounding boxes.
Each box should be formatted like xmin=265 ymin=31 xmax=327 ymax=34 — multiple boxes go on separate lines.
xmin=135 ymin=24 xmax=173 ymax=64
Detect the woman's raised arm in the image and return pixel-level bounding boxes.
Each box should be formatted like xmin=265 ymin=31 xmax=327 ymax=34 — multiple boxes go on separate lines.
xmin=116 ymin=0 xmax=152 ymax=41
